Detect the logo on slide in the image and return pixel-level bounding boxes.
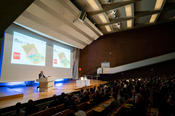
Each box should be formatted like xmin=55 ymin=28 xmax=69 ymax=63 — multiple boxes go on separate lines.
xmin=53 ymin=59 xmax=57 ymax=64
xmin=13 ymin=52 xmax=21 ymax=59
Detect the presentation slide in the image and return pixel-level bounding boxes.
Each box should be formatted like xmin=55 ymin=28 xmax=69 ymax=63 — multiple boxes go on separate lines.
xmin=11 ymin=32 xmax=46 ymax=66
xmin=53 ymin=45 xmax=71 ymax=68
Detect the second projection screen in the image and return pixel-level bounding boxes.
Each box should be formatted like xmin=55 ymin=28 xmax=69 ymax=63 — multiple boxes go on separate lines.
xmin=53 ymin=45 xmax=70 ymax=68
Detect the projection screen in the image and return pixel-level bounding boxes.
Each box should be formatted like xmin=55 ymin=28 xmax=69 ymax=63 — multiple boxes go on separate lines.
xmin=53 ymin=45 xmax=71 ymax=68
xmin=11 ymin=32 xmax=46 ymax=66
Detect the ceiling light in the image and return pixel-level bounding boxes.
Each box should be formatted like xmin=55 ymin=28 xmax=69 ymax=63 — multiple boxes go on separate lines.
xmin=105 ymin=25 xmax=112 ymax=32
xmin=125 ymin=4 xmax=132 ymax=17
xmin=150 ymin=13 xmax=158 ymax=23
xmin=154 ymin=0 xmax=164 ymax=10
xmin=98 ymin=14 xmax=111 ymax=31
xmin=87 ymin=0 xmax=100 ymax=10
xmin=87 ymin=0 xmax=111 ymax=32
xmin=127 ymin=19 xmax=132 ymax=28
xmin=98 ymin=13 xmax=108 ymax=23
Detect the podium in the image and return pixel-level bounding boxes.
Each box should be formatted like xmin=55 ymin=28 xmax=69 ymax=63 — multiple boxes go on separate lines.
xmin=37 ymin=77 xmax=55 ymax=92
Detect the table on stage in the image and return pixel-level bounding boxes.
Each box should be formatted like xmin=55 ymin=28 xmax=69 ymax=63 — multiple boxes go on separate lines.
xmin=76 ymin=79 xmax=90 ymax=88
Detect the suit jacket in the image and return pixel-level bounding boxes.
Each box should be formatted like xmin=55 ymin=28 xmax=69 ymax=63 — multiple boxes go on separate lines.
xmin=39 ymin=73 xmax=45 ymax=79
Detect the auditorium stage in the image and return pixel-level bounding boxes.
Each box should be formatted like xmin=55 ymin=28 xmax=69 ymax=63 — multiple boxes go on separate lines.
xmin=0 ymin=80 xmax=106 ymax=109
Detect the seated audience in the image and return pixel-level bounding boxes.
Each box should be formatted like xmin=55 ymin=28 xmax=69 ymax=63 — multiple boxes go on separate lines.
xmin=1 ymin=76 xmax=175 ymax=116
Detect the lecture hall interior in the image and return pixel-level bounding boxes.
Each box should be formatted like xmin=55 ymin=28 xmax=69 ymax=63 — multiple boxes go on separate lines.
xmin=0 ymin=0 xmax=175 ymax=116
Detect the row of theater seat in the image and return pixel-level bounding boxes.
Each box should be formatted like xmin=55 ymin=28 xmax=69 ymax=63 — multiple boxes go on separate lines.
xmin=29 ymin=101 xmax=90 ymax=116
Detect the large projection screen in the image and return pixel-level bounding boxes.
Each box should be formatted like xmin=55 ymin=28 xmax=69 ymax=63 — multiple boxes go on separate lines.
xmin=11 ymin=32 xmax=46 ymax=66
xmin=0 ymin=24 xmax=73 ymax=82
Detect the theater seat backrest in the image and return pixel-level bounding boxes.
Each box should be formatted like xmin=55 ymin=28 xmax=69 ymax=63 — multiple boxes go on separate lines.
xmin=29 ymin=107 xmax=56 ymax=116
xmin=54 ymin=104 xmax=64 ymax=113
xmin=77 ymin=102 xmax=88 ymax=111
xmin=86 ymin=110 xmax=94 ymax=116
xmin=53 ymin=109 xmax=74 ymax=116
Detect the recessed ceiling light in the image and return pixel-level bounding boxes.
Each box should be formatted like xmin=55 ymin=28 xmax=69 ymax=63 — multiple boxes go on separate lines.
xmin=105 ymin=25 xmax=112 ymax=32
xmin=150 ymin=13 xmax=158 ymax=23
xmin=155 ymin=0 xmax=164 ymax=10
xmin=127 ymin=19 xmax=132 ymax=28
xmin=87 ymin=0 xmax=100 ymax=10
xmin=125 ymin=4 xmax=132 ymax=17
xmin=98 ymin=13 xmax=108 ymax=23
xmin=87 ymin=0 xmax=112 ymax=32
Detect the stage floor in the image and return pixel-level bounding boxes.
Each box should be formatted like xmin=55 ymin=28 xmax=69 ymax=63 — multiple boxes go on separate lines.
xmin=0 ymin=80 xmax=106 ymax=109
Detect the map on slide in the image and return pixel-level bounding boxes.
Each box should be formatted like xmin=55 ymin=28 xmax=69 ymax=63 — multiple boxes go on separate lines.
xmin=53 ymin=45 xmax=70 ymax=68
xmin=11 ymin=32 xmax=46 ymax=66
xmin=58 ymin=52 xmax=70 ymax=67
xmin=22 ymin=44 xmax=44 ymax=64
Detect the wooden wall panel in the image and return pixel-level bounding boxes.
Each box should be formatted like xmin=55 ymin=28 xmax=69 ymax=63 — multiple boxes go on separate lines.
xmin=79 ymin=21 xmax=175 ymax=75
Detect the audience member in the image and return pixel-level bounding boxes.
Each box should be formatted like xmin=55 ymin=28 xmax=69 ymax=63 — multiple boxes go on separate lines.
xmin=25 ymin=99 xmax=38 ymax=115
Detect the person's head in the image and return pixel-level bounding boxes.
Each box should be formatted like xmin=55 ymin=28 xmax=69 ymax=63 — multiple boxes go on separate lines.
xmin=60 ymin=92 xmax=64 ymax=95
xmin=135 ymin=93 xmax=143 ymax=103
xmin=16 ymin=102 xmax=21 ymax=108
xmin=27 ymin=99 xmax=34 ymax=107
xmin=40 ymin=71 xmax=43 ymax=74
xmin=53 ymin=94 xmax=57 ymax=101
xmin=16 ymin=102 xmax=22 ymax=112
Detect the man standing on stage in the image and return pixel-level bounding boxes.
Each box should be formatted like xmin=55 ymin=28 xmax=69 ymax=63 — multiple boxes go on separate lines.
xmin=39 ymin=71 xmax=45 ymax=79
xmin=37 ymin=71 xmax=45 ymax=89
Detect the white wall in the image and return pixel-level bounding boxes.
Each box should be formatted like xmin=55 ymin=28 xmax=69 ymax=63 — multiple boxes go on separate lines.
xmin=0 ymin=24 xmax=74 ymax=82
